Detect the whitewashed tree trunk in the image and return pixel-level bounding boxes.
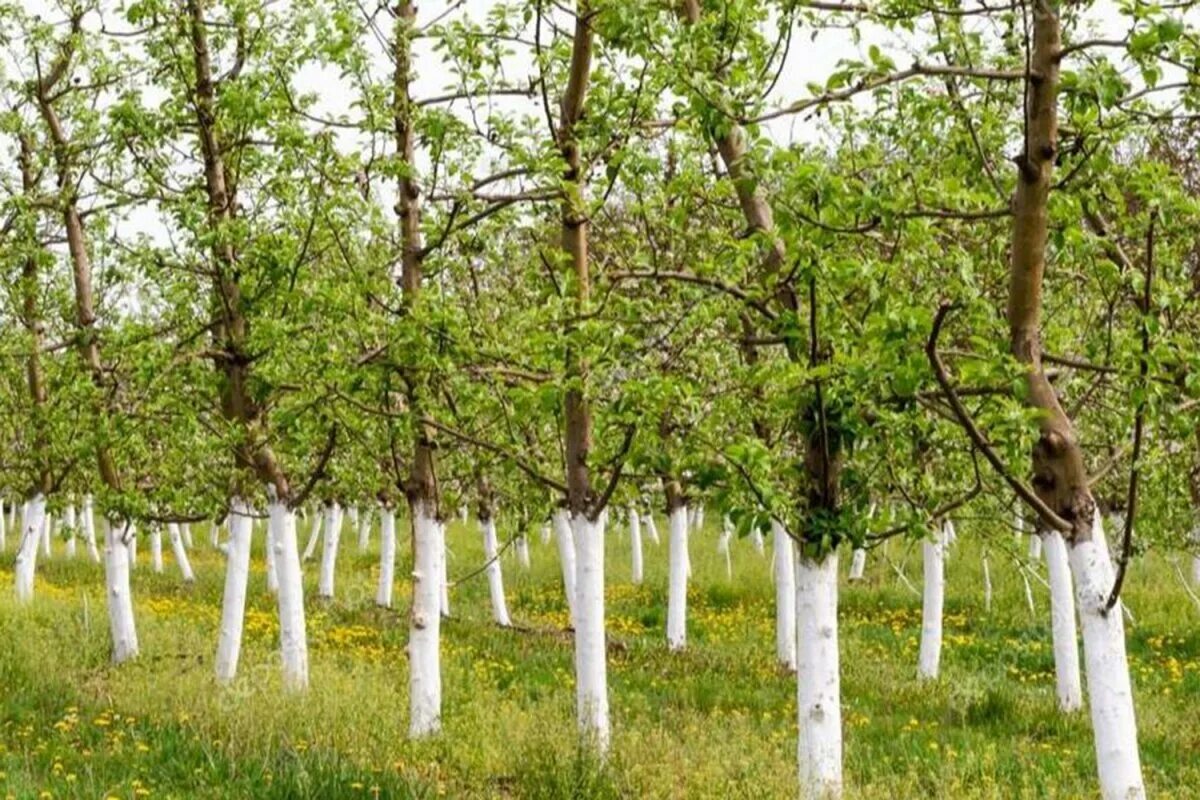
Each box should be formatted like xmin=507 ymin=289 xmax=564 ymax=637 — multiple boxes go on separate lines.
xmin=848 ymin=548 xmax=866 ymax=581
xmin=357 ymin=505 xmax=372 ymax=552
xmin=167 ymin=523 xmax=195 ymax=583
xmin=629 ymin=508 xmax=644 ymax=585
xmin=1071 ymin=511 xmax=1145 ymax=799
xmin=458 ymin=504 xmax=468 ymax=523
xmin=795 ymin=551 xmax=842 ymax=799
xmin=539 ymin=521 xmax=551 ymax=545
xmin=983 ymin=551 xmax=993 ymax=613
xmin=1042 ymin=531 xmax=1083 ymax=712
xmin=1029 ymin=534 xmax=1043 ymax=561
xmin=302 ymin=507 xmax=322 ymax=561
xmin=667 ymin=505 xmax=689 ymax=651
xmin=409 ymin=501 xmax=443 ymax=737
xmin=40 ymin=511 xmax=52 ymax=558
xmin=553 ymin=509 xmax=577 ymax=624
xmin=150 ymin=525 xmax=164 ymax=573
xmin=644 ymin=511 xmax=660 ymax=545
xmin=318 ymin=502 xmax=342 ymax=599
xmin=181 ymin=522 xmax=193 ymax=549
xmin=127 ymin=523 xmax=137 ymax=567
xmin=376 ymin=506 xmax=398 ymax=607
xmin=439 ymin=521 xmax=451 ymax=617
xmin=751 ymin=525 xmax=765 ymax=555
xmin=103 ymin=518 xmax=138 ymax=663
xmin=210 ymin=519 xmax=221 ymax=549
xmin=215 ymin=500 xmax=253 ymax=683
xmin=917 ymin=531 xmax=944 ymax=680
xmin=572 ymin=512 xmax=609 ymax=752
xmin=481 ymin=516 xmax=512 ymax=627
xmin=83 ymin=496 xmax=99 ymax=563
xmin=269 ymin=502 xmax=308 ymax=690
xmin=14 ymin=494 xmax=46 ymax=603
xmin=264 ymin=513 xmax=279 ymax=595
xmin=0 ymin=498 xmax=7 ymax=551
xmin=772 ymin=521 xmax=797 ymax=671
xmin=64 ymin=504 xmax=77 ymax=559
xmin=515 ymin=532 xmax=531 ymax=570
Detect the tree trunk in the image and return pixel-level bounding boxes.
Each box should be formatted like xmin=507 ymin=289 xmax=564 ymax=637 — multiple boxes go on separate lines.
xmin=269 ymin=501 xmax=308 ymax=690
xmin=167 ymin=523 xmax=195 ymax=583
xmin=572 ymin=512 xmax=609 ymax=751
xmin=480 ymin=515 xmax=512 ymax=627
xmin=917 ymin=531 xmax=944 ymax=680
xmin=216 ymin=499 xmax=253 ymax=682
xmin=14 ymin=494 xmax=45 ymax=603
xmin=772 ymin=521 xmax=797 ymax=671
xmin=408 ymin=499 xmax=443 ymax=737
xmin=318 ymin=502 xmax=343 ymax=599
xmin=1043 ymin=530 xmax=1083 ymax=712
xmin=103 ymin=519 xmax=138 ymax=663
xmin=628 ymin=507 xmax=644 ymax=585
xmin=553 ymin=509 xmax=578 ymax=623
xmin=795 ymin=551 xmax=842 ymax=798
xmin=376 ymin=506 xmax=397 ymax=608
xmin=666 ymin=504 xmax=689 ymax=650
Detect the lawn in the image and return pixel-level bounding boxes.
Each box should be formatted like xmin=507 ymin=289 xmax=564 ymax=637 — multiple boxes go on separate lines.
xmin=0 ymin=514 xmax=1197 ymax=799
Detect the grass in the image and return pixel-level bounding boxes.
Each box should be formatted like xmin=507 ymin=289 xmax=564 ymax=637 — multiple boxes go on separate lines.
xmin=0 ymin=514 xmax=1198 ymax=799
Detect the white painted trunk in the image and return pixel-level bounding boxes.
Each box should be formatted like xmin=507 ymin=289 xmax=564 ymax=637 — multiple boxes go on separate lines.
xmin=357 ymin=505 xmax=372 ymax=552
xmin=269 ymin=502 xmax=308 ymax=690
xmin=553 ymin=509 xmax=577 ymax=624
xmin=1022 ymin=570 xmax=1036 ymax=618
xmin=0 ymin=498 xmax=7 ymax=551
xmin=772 ymin=521 xmax=797 ymax=671
xmin=1029 ymin=534 xmax=1043 ymax=561
xmin=481 ymin=517 xmax=512 ymax=627
xmin=40 ymin=511 xmax=52 ymax=558
xmin=458 ymin=504 xmax=468 ymax=523
xmin=103 ymin=519 xmax=138 ymax=663
xmin=515 ymin=533 xmax=531 ymax=570
xmin=1042 ymin=531 xmax=1083 ymax=712
xmin=539 ymin=521 xmax=551 ymax=545
xmin=572 ymin=513 xmax=609 ymax=751
xmin=795 ymin=551 xmax=843 ymax=799
xmin=318 ymin=502 xmax=342 ymax=598
xmin=644 ymin=512 xmax=660 ymax=545
xmin=751 ymin=525 xmax=765 ymax=555
xmin=1193 ymin=553 xmax=1200 ymax=586
xmin=917 ymin=532 xmax=944 ymax=680
xmin=409 ymin=502 xmax=443 ymax=737
xmin=983 ymin=552 xmax=993 ymax=613
xmin=848 ymin=548 xmax=866 ymax=581
xmin=150 ymin=526 xmax=164 ymax=573
xmin=376 ymin=507 xmax=397 ymax=608
xmin=695 ymin=505 xmax=705 ymax=532
xmin=181 ymin=523 xmax=193 ymax=549
xmin=83 ymin=496 xmax=99 ymax=562
xmin=127 ymin=523 xmax=137 ymax=566
xmin=717 ymin=516 xmax=733 ymax=580
xmin=302 ymin=508 xmax=322 ymax=561
xmin=1071 ymin=513 xmax=1145 ymax=800
xmin=667 ymin=506 xmax=689 ymax=651
xmin=167 ymin=523 xmax=195 ymax=583
xmin=265 ymin=513 xmax=278 ymax=594
xmin=14 ymin=494 xmax=46 ymax=603
xmin=215 ymin=500 xmax=253 ymax=683
xmin=64 ymin=504 xmax=77 ymax=559
xmin=628 ymin=508 xmax=643 ymax=585
xmin=439 ymin=521 xmax=451 ymax=617
xmin=210 ymin=520 xmax=221 ymax=549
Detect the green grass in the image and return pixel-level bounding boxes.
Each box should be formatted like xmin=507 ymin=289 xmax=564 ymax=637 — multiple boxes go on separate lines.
xmin=0 ymin=516 xmax=1198 ymax=799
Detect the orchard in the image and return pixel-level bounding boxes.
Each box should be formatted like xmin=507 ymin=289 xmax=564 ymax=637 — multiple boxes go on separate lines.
xmin=0 ymin=0 xmax=1199 ymax=797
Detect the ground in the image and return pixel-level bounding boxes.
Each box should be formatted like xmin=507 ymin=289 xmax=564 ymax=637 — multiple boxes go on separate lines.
xmin=0 ymin=514 xmax=1197 ymax=799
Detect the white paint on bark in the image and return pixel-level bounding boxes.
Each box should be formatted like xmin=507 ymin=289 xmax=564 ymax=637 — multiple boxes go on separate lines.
xmin=103 ymin=518 xmax=139 ymax=663
xmin=572 ymin=513 xmax=609 ymax=752
xmin=1071 ymin=511 xmax=1145 ymax=800
xmin=318 ymin=502 xmax=343 ymax=599
xmin=772 ymin=521 xmax=797 ymax=671
xmin=917 ymin=530 xmax=944 ymax=680
xmin=667 ymin=506 xmax=689 ymax=650
xmin=553 ymin=509 xmax=577 ymax=624
xmin=409 ymin=501 xmax=443 ymax=737
xmin=269 ymin=502 xmax=308 ymax=690
xmin=481 ymin=516 xmax=512 ymax=627
xmin=167 ymin=523 xmax=195 ymax=583
xmin=376 ymin=506 xmax=397 ymax=608
xmin=795 ymin=551 xmax=843 ymax=799
xmin=215 ymin=500 xmax=253 ymax=683
xmin=1042 ymin=530 xmax=1082 ymax=712
xmin=14 ymin=494 xmax=45 ymax=603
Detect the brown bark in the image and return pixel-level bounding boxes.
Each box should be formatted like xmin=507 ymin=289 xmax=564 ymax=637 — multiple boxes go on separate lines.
xmin=185 ymin=0 xmax=289 ymax=500
xmin=33 ymin=27 xmax=122 ymax=495
xmin=393 ymin=0 xmax=439 ymax=512
xmin=559 ymin=3 xmax=596 ymax=517
xmin=17 ymin=136 xmax=52 ymax=497
xmin=1007 ymin=1 xmax=1094 ymax=540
